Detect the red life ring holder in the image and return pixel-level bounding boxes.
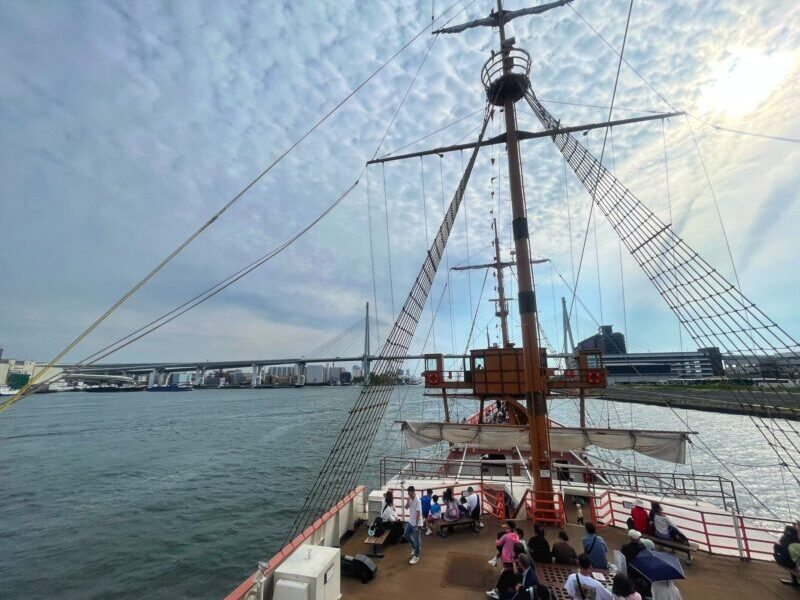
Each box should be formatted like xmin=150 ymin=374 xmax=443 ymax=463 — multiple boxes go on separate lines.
xmin=586 ymin=370 xmax=602 ymax=385
xmin=426 ymin=372 xmax=442 ymax=386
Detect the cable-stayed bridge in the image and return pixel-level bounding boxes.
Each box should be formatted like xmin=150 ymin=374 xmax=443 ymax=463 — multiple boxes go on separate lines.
xmin=56 ymin=304 xmax=463 ymax=382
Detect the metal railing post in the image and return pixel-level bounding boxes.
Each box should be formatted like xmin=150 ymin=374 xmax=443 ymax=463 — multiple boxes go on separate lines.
xmin=731 ymin=512 xmax=746 ymax=560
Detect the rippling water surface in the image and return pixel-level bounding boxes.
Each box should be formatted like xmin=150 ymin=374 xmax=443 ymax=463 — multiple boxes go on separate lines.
xmin=0 ymin=387 xmax=790 ymax=599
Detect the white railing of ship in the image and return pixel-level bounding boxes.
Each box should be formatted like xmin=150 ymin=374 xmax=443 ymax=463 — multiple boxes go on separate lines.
xmin=593 ymin=488 xmax=787 ymax=562
xmin=223 ymin=486 xmax=366 ymax=600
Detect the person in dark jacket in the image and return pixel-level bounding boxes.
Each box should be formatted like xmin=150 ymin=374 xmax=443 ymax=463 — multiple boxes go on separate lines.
xmin=774 ymin=524 xmax=800 ymax=568
xmin=513 ymin=554 xmax=541 ymax=600
xmin=552 ymin=530 xmax=578 ymax=565
xmin=529 ymin=523 xmax=552 ymax=563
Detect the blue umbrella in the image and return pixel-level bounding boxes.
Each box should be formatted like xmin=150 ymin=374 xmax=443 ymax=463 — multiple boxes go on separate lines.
xmin=629 ymin=549 xmax=686 ymax=582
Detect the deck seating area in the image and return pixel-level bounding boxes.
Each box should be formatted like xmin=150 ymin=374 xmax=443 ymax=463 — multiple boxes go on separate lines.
xmin=642 ymin=533 xmax=699 ymax=564
xmin=340 ymin=515 xmax=799 ymax=599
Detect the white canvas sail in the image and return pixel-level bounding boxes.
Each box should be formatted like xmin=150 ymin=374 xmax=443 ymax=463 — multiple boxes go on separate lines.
xmin=401 ymin=421 xmax=689 ymax=463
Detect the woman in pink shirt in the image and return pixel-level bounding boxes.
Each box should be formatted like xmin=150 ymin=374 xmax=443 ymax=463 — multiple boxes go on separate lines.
xmin=488 ymin=520 xmax=520 ymax=568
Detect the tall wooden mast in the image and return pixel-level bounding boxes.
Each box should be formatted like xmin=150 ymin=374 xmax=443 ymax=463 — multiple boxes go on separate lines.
xmin=493 ymin=0 xmax=552 ymax=496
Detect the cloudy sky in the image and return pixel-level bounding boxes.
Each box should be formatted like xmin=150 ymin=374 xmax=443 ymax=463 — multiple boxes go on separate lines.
xmin=1 ymin=0 xmax=799 ymax=365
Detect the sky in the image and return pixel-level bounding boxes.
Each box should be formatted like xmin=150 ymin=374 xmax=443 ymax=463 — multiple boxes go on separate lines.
xmin=1 ymin=0 xmax=799 ymax=365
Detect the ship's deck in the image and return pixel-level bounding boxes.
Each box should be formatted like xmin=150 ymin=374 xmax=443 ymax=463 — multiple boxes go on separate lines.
xmin=340 ymin=515 xmax=796 ymax=599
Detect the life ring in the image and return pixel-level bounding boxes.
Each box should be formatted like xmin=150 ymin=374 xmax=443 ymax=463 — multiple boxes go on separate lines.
xmin=586 ymin=370 xmax=603 ymax=385
xmin=425 ymin=372 xmax=442 ymax=386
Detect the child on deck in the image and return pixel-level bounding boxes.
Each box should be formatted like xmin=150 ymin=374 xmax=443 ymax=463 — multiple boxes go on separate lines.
xmin=425 ymin=494 xmax=441 ymax=535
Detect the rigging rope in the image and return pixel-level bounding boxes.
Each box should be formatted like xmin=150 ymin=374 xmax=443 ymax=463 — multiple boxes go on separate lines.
xmin=1 ymin=181 xmax=361 ymax=404
xmin=420 ymin=158 xmax=437 ymax=352
xmin=1 ymin=0 xmax=473 ymax=410
xmin=526 ymin=90 xmax=800 ymax=488
xmin=565 ymin=0 xmax=634 ymax=331
xmin=366 ymin=171 xmax=381 ymax=342
xmin=284 ymin=105 xmax=492 ymax=541
xmin=461 ymin=150 xmax=475 ymax=339
xmin=440 ymin=157 xmax=457 ymax=359
xmin=381 ymin=163 xmax=397 ymax=320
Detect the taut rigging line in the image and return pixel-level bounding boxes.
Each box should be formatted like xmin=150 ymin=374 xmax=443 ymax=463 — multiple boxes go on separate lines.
xmin=1 ymin=0 xmax=477 ymax=413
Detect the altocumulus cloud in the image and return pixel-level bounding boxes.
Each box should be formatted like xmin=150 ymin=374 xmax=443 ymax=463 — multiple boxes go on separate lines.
xmin=1 ymin=0 xmax=798 ymax=362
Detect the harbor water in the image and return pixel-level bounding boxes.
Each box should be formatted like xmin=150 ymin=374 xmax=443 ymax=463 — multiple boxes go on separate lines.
xmin=0 ymin=388 xmax=791 ymax=599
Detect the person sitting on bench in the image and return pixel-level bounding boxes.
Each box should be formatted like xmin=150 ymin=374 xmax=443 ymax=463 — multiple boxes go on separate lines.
xmin=652 ymin=505 xmax=689 ymax=545
xmin=774 ymin=523 xmax=800 ymax=569
xmin=381 ymin=490 xmax=404 ymax=544
xmin=442 ymin=487 xmax=461 ymax=522
xmin=529 ymin=524 xmax=552 ymax=563
xmin=424 ymin=494 xmax=441 ymax=535
xmin=621 ymin=529 xmax=648 ymax=563
xmin=466 ymin=486 xmax=484 ymax=527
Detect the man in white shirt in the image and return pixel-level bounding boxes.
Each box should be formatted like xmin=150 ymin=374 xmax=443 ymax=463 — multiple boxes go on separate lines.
xmin=564 ymin=554 xmax=612 ymax=600
xmin=404 ymin=485 xmax=423 ymax=564
xmin=465 ymin=486 xmax=485 ymax=529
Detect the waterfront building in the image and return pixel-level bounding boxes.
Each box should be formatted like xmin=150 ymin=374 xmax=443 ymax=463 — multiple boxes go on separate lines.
xmin=305 ymin=364 xmax=326 ymax=384
xmin=576 ymin=325 xmax=627 ymax=354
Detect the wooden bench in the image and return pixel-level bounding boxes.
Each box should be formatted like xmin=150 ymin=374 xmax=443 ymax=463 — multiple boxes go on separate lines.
xmin=438 ymin=518 xmax=479 ymax=537
xmin=363 ymin=530 xmax=391 ymax=558
xmin=643 ymin=533 xmax=698 ymax=564
xmin=778 ymin=563 xmax=800 ymax=588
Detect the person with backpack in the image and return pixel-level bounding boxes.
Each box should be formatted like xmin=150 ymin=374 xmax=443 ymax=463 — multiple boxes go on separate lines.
xmin=581 ymin=522 xmax=608 ymax=569
xmin=565 ymin=554 xmax=612 ymax=600
xmin=442 ymin=487 xmax=461 ymax=522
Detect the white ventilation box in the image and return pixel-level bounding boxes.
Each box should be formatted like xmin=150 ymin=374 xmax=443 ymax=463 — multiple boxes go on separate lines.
xmin=273 ymin=545 xmax=341 ymax=600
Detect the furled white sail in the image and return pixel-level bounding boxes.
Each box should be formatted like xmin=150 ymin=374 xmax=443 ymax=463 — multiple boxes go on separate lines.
xmin=401 ymin=421 xmax=689 ymax=463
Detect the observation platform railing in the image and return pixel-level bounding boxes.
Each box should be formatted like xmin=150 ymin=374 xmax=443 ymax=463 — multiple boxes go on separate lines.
xmin=592 ymin=487 xmax=788 ymax=562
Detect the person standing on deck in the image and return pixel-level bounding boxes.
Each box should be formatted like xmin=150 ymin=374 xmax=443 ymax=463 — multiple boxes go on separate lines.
xmin=404 ymin=485 xmax=423 ymax=564
xmin=581 ymin=522 xmax=608 ymax=569
xmin=490 ymin=520 xmax=520 ymax=568
xmin=421 ymin=488 xmax=432 ymax=533
xmin=574 ymin=497 xmax=585 ymax=526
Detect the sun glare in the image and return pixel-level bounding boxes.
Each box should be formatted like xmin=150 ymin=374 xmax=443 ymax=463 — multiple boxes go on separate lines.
xmin=699 ymin=48 xmax=795 ymax=118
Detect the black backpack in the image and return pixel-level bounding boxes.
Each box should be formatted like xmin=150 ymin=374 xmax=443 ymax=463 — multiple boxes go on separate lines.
xmin=368 ymin=516 xmax=386 ymax=537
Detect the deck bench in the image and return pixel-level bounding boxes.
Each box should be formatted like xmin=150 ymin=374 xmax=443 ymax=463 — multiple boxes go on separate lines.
xmin=438 ymin=518 xmax=479 ymax=537
xmin=363 ymin=530 xmax=391 ymax=558
xmin=643 ymin=533 xmax=698 ymax=564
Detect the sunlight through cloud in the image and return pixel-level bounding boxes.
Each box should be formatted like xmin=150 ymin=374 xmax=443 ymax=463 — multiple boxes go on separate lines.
xmin=698 ymin=47 xmax=795 ymax=118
